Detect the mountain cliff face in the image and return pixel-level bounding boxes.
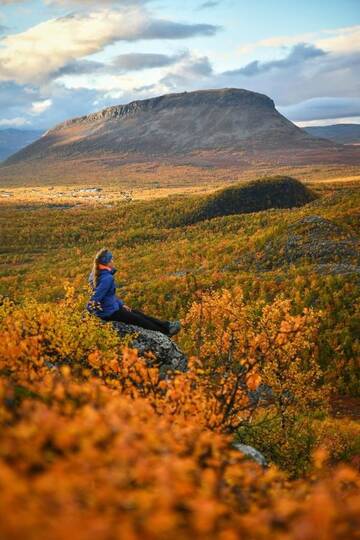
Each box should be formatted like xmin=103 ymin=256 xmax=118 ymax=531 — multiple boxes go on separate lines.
xmin=4 ymin=88 xmax=333 ymax=166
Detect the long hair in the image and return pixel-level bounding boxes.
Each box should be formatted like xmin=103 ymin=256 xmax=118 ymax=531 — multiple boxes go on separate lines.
xmin=91 ymin=247 xmax=111 ymax=288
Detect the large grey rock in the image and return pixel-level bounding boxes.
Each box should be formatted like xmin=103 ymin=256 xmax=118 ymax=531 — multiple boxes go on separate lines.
xmin=111 ymin=321 xmax=188 ymax=377
xmin=232 ymin=443 xmax=268 ymax=468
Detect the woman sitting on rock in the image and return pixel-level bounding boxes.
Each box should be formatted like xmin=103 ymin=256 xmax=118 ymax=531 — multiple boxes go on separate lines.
xmin=87 ymin=248 xmax=181 ymax=336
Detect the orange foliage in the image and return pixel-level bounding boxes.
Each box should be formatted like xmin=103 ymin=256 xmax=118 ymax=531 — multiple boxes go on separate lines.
xmin=0 ymin=291 xmax=358 ymax=539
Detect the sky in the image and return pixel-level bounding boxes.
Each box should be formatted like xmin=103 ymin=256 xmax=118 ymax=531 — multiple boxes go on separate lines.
xmin=0 ymin=0 xmax=359 ymax=130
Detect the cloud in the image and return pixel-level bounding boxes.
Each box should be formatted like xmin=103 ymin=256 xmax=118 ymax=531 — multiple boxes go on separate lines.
xmin=216 ymin=41 xmax=360 ymax=106
xmin=0 ymin=80 xmax=110 ymax=129
xmin=197 ymin=1 xmax=221 ymax=9
xmin=237 ymin=25 xmax=360 ymax=56
xmin=129 ymin=52 xmax=214 ymax=94
xmin=223 ymin=43 xmax=326 ymax=77
xmin=295 ymin=116 xmax=360 ymax=127
xmin=279 ymin=97 xmax=360 ymax=122
xmin=51 ymin=51 xmax=189 ymax=81
xmin=53 ymin=59 xmax=106 ymax=77
xmin=30 ymin=98 xmax=53 ymax=115
xmin=44 ymin=0 xmax=149 ymax=4
xmin=139 ymin=19 xmax=219 ymax=40
xmin=0 ymin=82 xmax=40 ymax=111
xmin=0 ymin=7 xmax=220 ymax=85
xmin=0 ymin=117 xmax=30 ymax=126
xmin=316 ymin=25 xmax=360 ymax=54
xmin=81 ymin=51 xmax=214 ymax=103
xmin=111 ymin=51 xmax=188 ymax=71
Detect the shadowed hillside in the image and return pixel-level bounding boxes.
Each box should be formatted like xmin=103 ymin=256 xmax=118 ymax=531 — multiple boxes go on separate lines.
xmin=162 ymin=176 xmax=317 ymax=226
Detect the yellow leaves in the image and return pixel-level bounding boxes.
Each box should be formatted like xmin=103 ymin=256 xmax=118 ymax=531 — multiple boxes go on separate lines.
xmin=246 ymin=371 xmax=261 ymax=391
xmin=279 ymin=320 xmax=292 ymax=333
xmin=53 ymin=383 xmax=65 ymax=400
xmin=334 ymin=465 xmax=359 ymax=486
xmin=88 ymin=350 xmax=102 ymax=369
xmin=191 ymin=498 xmax=227 ymax=534
xmin=313 ymin=447 xmax=329 ymax=470
xmin=158 ymin=380 xmax=168 ymax=391
xmin=60 ymin=365 xmax=71 ymax=378
xmin=0 ymin=285 xmax=358 ymax=539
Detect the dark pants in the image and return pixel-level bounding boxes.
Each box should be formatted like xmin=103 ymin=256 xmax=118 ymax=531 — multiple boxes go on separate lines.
xmin=102 ymin=306 xmax=171 ymax=335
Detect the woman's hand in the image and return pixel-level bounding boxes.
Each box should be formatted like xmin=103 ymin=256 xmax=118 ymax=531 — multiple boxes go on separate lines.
xmin=123 ymin=304 xmax=132 ymax=311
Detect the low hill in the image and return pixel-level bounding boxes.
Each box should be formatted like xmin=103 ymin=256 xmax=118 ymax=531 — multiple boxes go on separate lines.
xmin=166 ymin=176 xmax=317 ymax=226
xmin=0 ymin=128 xmax=43 ymax=161
xmin=303 ymin=124 xmax=360 ymax=144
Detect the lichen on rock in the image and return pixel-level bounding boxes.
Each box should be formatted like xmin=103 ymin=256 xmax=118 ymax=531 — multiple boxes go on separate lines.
xmin=111 ymin=321 xmax=188 ymax=378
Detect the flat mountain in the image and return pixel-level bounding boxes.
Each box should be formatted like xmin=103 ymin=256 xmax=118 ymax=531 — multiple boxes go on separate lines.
xmin=0 ymin=128 xmax=43 ymax=161
xmin=303 ymin=124 xmax=360 ymax=144
xmin=2 ymin=88 xmax=359 ymax=186
xmin=4 ymin=88 xmax=334 ymax=165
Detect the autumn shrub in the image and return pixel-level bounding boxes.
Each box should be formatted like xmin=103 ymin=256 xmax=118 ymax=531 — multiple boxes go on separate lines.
xmin=314 ymin=417 xmax=360 ymax=466
xmin=236 ymin=413 xmax=319 ymax=478
xmin=182 ymin=287 xmax=330 ymax=475
xmin=0 ymin=285 xmax=131 ymax=364
xmin=0 ymin=294 xmax=359 ymax=539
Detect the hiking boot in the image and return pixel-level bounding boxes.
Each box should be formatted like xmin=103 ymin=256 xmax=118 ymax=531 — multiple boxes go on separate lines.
xmin=168 ymin=320 xmax=181 ymax=336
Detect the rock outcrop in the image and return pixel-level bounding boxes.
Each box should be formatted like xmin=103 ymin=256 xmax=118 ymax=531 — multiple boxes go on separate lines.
xmin=111 ymin=321 xmax=188 ymax=377
xmin=232 ymin=443 xmax=268 ymax=468
xmin=246 ymin=214 xmax=360 ymax=274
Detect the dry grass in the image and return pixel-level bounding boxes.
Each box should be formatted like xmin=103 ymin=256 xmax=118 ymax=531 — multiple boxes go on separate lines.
xmin=0 ymin=162 xmax=359 ymax=206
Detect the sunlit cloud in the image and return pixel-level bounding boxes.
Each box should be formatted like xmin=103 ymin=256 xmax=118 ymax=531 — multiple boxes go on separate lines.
xmin=0 ymin=116 xmax=30 ymax=126
xmin=30 ymin=99 xmax=53 ymax=115
xmin=237 ymin=25 xmax=360 ymax=56
xmin=0 ymin=7 xmax=219 ymax=84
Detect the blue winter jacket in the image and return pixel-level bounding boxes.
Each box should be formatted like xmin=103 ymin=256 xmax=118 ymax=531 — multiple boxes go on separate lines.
xmin=87 ymin=267 xmax=124 ymax=318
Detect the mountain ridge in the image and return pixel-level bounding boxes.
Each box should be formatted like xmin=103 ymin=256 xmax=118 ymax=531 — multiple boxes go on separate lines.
xmin=303 ymin=124 xmax=360 ymax=144
xmin=48 ymin=88 xmax=276 ymax=132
